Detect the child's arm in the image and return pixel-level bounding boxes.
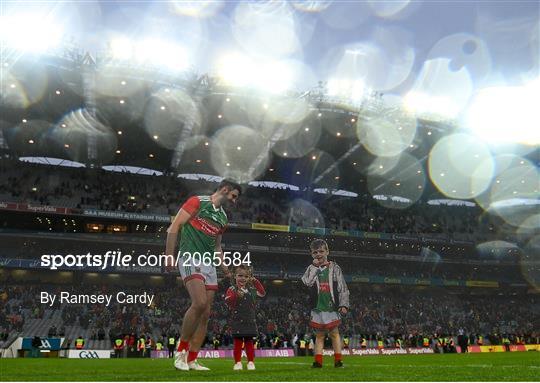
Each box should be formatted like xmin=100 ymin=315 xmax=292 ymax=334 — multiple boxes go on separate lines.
xmin=224 ymin=287 xmax=238 ymax=308
xmin=333 ymin=263 xmax=350 ymax=314
xmin=251 ymin=278 xmax=266 ymax=298
xmin=301 ymin=264 xmax=318 ymax=287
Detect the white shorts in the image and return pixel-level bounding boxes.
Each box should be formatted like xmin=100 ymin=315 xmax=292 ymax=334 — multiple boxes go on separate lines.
xmin=310 ymin=310 xmax=341 ymax=331
xmin=178 ymin=259 xmax=218 ymax=291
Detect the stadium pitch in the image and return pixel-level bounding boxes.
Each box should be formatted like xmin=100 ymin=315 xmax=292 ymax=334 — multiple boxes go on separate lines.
xmin=1 ymin=353 xmax=538 ymax=381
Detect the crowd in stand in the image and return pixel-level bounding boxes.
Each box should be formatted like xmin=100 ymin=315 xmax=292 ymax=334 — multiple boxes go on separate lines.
xmin=1 ymin=281 xmax=538 ymax=352
xmin=0 ymin=160 xmax=506 ymax=238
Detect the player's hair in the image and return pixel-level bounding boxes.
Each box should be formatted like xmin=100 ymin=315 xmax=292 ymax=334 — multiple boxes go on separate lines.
xmin=217 ymin=179 xmax=242 ymax=196
xmin=310 ymin=238 xmax=328 ymax=251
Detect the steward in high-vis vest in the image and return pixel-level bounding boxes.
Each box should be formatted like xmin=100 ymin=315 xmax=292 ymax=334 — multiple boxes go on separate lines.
xmin=75 ymin=337 xmax=84 ymax=350
xmin=145 ymin=337 xmax=152 ymax=358
xmin=477 ymin=335 xmax=483 ymax=345
xmin=212 ymin=336 xmax=220 ymax=350
xmin=299 ymin=339 xmax=307 ymax=356
xmin=343 ymin=336 xmax=350 ymax=349
xmin=395 ymin=338 xmax=402 ymax=348
xmin=436 ymin=337 xmax=444 ymax=353
xmin=156 ymin=340 xmax=163 ymax=351
xmin=448 ymin=337 xmax=456 ymax=353
xmin=360 ymin=337 xmax=367 ymax=348
xmin=423 ymin=337 xmax=430 ymax=347
xmin=114 ymin=337 xmax=124 ymax=358
xmin=137 ymin=337 xmax=145 ymax=357
xmin=502 ymin=336 xmax=511 ymax=352
xmin=377 ymin=339 xmax=384 ymax=349
xmin=167 ymin=336 xmax=176 ymax=358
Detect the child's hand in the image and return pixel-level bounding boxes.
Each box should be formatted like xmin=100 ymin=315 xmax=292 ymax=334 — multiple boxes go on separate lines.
xmin=237 ymin=289 xmax=244 ymax=298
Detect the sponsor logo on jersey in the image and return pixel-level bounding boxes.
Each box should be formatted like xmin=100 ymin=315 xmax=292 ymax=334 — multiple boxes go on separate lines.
xmin=191 ymin=217 xmax=223 ymax=236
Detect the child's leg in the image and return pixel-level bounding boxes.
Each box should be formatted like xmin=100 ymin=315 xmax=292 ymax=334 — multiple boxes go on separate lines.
xmin=314 ymin=331 xmax=325 ymax=365
xmin=244 ymin=338 xmax=255 ymax=362
xmin=329 ymin=328 xmax=342 ymax=363
xmin=233 ymin=338 xmax=243 ymax=363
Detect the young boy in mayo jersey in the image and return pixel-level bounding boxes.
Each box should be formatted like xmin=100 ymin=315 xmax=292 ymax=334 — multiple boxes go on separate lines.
xmin=301 ymin=239 xmax=349 ymax=368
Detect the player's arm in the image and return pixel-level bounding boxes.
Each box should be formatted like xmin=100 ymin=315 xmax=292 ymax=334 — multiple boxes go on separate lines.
xmin=334 ymin=263 xmax=350 ymax=315
xmin=215 ymin=233 xmax=232 ymax=279
xmin=301 ymin=264 xmax=318 ymax=287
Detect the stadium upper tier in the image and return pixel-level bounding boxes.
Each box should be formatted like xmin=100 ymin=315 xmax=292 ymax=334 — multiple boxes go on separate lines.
xmin=1 ymin=54 xmax=537 ymax=207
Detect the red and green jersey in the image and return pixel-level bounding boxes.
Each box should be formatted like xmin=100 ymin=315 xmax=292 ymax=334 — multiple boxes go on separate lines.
xmin=315 ymin=266 xmax=334 ymax=312
xmin=178 ymin=195 xmax=228 ymax=257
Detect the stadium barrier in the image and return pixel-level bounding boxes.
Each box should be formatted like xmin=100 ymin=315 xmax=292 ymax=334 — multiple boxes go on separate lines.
xmin=67 ymin=350 xmax=112 ymax=359
xmin=0 ymin=200 xmax=476 ymax=245
xmin=322 ymin=348 xmax=434 ymax=356
xmin=463 ymin=345 xmax=540 ymax=353
xmin=151 ymin=349 xmax=295 ymax=358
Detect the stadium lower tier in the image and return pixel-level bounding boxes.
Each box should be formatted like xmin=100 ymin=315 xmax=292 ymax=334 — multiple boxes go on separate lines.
xmin=1 ymin=276 xmax=538 ymax=353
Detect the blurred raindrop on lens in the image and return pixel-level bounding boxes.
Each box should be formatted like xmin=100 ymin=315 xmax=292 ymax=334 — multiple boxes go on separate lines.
xmin=520 ymin=235 xmax=540 ymax=291
xmin=368 ymin=0 xmax=411 ymax=18
xmin=288 ymin=198 xmax=325 ymax=228
xmin=292 ymin=150 xmax=339 ymax=193
xmin=357 ymin=106 xmax=417 ymax=157
xmin=477 ymin=157 xmax=539 ymax=227
xmin=232 ymin=1 xmax=300 ymax=59
xmin=476 ymin=241 xmax=519 ymax=259
xmin=405 ymin=58 xmax=473 ymax=121
xmin=1 ymin=61 xmax=49 ymax=108
xmin=428 ymin=133 xmax=495 ymax=199
xmin=427 ymin=33 xmax=492 ymax=85
xmin=272 ymin=115 xmax=322 ymax=158
xmin=290 ymin=1 xmax=331 ymax=13
xmin=5 ymin=120 xmax=50 ymax=150
xmin=367 ymin=152 xmax=425 ymax=209
xmin=143 ymin=88 xmax=202 ymax=150
xmin=320 ymin=2 xmax=370 ymax=30
xmin=170 ymin=0 xmax=225 ymax=18
xmin=52 ymin=108 xmax=117 ymax=163
xmin=210 ymin=125 xmax=270 ymax=183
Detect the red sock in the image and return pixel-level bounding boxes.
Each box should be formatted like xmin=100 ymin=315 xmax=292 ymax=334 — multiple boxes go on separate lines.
xmin=315 ymin=354 xmax=323 ymax=365
xmin=187 ymin=350 xmax=198 ymax=363
xmin=335 ymin=353 xmax=342 ymax=362
xmin=245 ymin=339 xmax=255 ymax=362
xmin=233 ymin=338 xmax=243 ymax=363
xmin=177 ymin=340 xmax=189 ymax=352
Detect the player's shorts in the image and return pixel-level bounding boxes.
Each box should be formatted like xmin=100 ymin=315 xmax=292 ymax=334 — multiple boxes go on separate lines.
xmin=309 ymin=310 xmax=341 ymax=331
xmin=178 ymin=256 xmax=218 ymax=291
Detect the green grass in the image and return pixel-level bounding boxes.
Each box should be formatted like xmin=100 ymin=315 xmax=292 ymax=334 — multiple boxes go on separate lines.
xmin=1 ymin=353 xmax=539 ymax=381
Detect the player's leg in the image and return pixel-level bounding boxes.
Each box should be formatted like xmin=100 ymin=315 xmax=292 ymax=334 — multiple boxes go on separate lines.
xmin=180 ymin=278 xmax=208 ymax=348
xmin=187 ymin=289 xmax=215 ymax=369
xmin=175 ymin=277 xmax=207 ymax=370
xmin=312 ymin=331 xmax=325 ymax=367
xmin=329 ymin=327 xmax=343 ymax=367
xmin=187 ymin=266 xmax=218 ymax=370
